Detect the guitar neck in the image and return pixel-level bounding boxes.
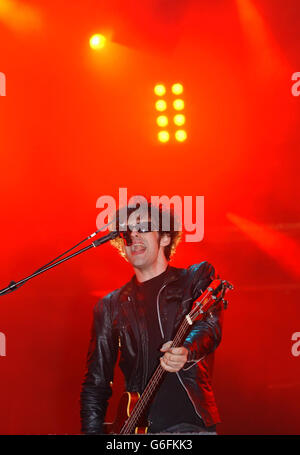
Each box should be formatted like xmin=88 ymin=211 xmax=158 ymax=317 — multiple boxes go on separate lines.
xmin=120 ymin=316 xmax=191 ymax=434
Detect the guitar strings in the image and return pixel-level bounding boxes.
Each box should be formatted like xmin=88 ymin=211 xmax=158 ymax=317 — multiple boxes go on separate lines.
xmin=120 ymin=294 xmax=216 ymax=433
xmin=120 ymin=301 xmax=206 ymax=433
xmin=121 ymin=318 xmax=191 ymax=433
xmin=121 ymin=284 xmax=224 ymax=433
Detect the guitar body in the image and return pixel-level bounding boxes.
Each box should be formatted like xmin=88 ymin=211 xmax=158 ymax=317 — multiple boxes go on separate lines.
xmin=104 ymin=391 xmax=148 ymax=434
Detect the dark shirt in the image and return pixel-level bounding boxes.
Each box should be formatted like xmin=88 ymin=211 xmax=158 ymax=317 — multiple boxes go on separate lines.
xmin=134 ymin=268 xmax=204 ymax=433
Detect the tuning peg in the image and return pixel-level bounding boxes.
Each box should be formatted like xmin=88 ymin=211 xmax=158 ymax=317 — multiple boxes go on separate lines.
xmin=222 ymin=280 xmax=234 ymax=291
xmin=221 ymin=298 xmax=228 ymax=309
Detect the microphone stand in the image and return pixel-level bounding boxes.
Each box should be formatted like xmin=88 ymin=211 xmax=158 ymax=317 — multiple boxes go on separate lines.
xmin=0 ymin=230 xmax=119 ymax=297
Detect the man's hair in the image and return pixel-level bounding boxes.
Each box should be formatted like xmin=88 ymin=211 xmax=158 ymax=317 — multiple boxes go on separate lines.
xmin=110 ymin=201 xmax=182 ymax=261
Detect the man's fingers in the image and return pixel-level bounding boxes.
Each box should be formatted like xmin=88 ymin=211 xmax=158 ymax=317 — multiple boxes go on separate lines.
xmin=164 ymin=350 xmax=188 ymax=362
xmin=160 ymin=357 xmax=178 ymax=372
xmin=160 ymin=343 xmax=188 ymax=372
xmin=160 ymin=340 xmax=173 ymax=352
xmin=168 ymin=347 xmax=187 ymax=355
xmin=164 ymin=352 xmax=179 ymax=362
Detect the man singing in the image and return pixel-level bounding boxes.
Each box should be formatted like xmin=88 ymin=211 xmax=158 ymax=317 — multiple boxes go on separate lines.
xmin=80 ymin=202 xmax=223 ymax=434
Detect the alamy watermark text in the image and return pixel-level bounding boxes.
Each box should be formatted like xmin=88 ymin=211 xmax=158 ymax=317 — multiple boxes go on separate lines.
xmin=96 ymin=188 xmax=204 ymax=242
xmin=0 ymin=72 xmax=6 ymax=96
xmin=0 ymin=332 xmax=6 ymax=357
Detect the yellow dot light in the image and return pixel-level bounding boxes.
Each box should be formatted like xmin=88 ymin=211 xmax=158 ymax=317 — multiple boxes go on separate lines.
xmin=157 ymin=115 xmax=168 ymax=127
xmin=172 ymin=83 xmax=183 ymax=95
xmin=158 ymin=131 xmax=170 ymax=143
xmin=175 ymin=130 xmax=187 ymax=142
xmin=173 ymin=99 xmax=184 ymax=110
xmin=90 ymin=34 xmax=107 ymax=50
xmin=174 ymin=114 xmax=185 ymax=126
xmin=155 ymin=100 xmax=167 ymax=111
xmin=154 ymin=84 xmax=166 ymax=96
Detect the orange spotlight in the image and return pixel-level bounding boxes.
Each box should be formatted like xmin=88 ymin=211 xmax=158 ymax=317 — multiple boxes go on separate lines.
xmin=158 ymin=131 xmax=170 ymax=143
xmin=155 ymin=100 xmax=167 ymax=112
xmin=174 ymin=114 xmax=185 ymax=126
xmin=153 ymin=82 xmax=186 ymax=143
xmin=154 ymin=84 xmax=166 ymax=96
xmin=89 ymin=34 xmax=107 ymax=50
xmin=173 ymin=99 xmax=184 ymax=111
xmin=227 ymin=213 xmax=300 ymax=279
xmin=156 ymin=115 xmax=168 ymax=127
xmin=171 ymin=83 xmax=183 ymax=95
xmin=175 ymin=130 xmax=187 ymax=142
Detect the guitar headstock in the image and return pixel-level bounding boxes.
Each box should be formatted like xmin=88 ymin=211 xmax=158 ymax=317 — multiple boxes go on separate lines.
xmin=189 ymin=279 xmax=234 ymax=323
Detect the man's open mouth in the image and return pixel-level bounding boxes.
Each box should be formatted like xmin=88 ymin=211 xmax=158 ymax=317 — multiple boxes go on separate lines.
xmin=131 ymin=243 xmax=146 ymax=255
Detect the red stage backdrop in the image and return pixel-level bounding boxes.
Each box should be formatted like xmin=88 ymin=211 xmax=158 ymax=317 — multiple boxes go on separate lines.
xmin=0 ymin=0 xmax=300 ymax=435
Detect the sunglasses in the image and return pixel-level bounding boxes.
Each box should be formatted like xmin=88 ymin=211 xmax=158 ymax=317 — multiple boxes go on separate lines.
xmin=118 ymin=221 xmax=158 ymax=246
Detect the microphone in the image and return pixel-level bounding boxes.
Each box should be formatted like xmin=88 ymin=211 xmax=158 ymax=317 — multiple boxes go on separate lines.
xmin=92 ymin=229 xmax=133 ymax=247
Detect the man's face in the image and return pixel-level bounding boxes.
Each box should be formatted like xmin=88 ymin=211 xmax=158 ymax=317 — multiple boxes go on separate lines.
xmin=123 ymin=216 xmax=170 ymax=270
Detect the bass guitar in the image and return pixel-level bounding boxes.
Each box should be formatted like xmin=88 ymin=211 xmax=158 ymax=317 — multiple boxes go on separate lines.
xmin=104 ymin=278 xmax=233 ymax=434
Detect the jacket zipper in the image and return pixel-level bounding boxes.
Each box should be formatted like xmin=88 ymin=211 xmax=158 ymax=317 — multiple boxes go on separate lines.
xmin=176 ymin=371 xmax=203 ymax=421
xmin=156 ymin=284 xmax=167 ymax=339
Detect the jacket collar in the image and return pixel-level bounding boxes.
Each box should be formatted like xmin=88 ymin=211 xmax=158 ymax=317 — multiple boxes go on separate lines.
xmin=119 ymin=265 xmax=184 ymax=304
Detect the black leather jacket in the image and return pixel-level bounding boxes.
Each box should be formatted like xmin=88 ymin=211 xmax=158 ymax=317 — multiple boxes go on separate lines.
xmin=80 ymin=261 xmax=223 ymax=434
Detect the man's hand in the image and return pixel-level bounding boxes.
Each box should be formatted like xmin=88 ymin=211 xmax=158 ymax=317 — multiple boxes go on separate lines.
xmin=160 ymin=340 xmax=189 ymax=372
